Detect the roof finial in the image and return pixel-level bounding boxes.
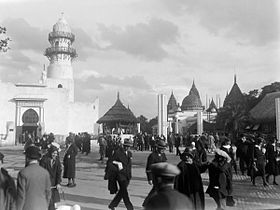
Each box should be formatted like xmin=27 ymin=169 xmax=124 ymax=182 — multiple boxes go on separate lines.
xmin=234 ymin=74 xmax=237 ymax=84
xmin=117 ymin=91 xmax=120 ymax=99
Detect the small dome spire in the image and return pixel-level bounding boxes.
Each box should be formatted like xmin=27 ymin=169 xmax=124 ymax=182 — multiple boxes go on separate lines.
xmin=53 ymin=13 xmax=71 ymax=33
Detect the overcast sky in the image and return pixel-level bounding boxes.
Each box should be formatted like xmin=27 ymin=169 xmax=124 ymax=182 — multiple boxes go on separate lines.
xmin=0 ymin=0 xmax=279 ymax=119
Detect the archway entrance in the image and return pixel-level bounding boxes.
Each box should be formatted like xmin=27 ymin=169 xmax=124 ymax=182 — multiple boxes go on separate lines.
xmin=22 ymin=109 xmax=39 ymax=137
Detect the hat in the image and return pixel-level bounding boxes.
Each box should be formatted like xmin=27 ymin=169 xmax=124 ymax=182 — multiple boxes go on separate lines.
xmin=180 ymin=147 xmax=194 ymax=161
xmin=123 ymin=138 xmax=133 ymax=147
xmin=51 ymin=142 xmax=61 ymax=152
xmin=214 ymin=149 xmax=231 ymax=163
xmin=155 ymin=140 xmax=167 ymax=149
xmin=25 ymin=145 xmax=41 ymax=160
xmin=151 ymin=162 xmax=180 ymax=177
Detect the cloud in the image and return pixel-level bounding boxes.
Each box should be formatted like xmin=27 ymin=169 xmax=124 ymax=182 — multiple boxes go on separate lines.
xmin=72 ymin=28 xmax=100 ymax=61
xmin=160 ymin=0 xmax=279 ymax=46
xmin=97 ymin=18 xmax=179 ymax=61
xmin=0 ymin=51 xmax=39 ymax=83
xmin=2 ymin=18 xmax=48 ymax=52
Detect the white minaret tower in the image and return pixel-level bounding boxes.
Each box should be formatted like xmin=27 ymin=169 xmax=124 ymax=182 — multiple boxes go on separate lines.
xmin=44 ymin=14 xmax=77 ymax=102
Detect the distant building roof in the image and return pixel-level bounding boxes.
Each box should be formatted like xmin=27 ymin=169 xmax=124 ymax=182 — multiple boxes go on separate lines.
xmin=250 ymin=91 xmax=280 ymax=122
xmin=223 ymin=75 xmax=244 ymax=107
xmin=167 ymin=91 xmax=179 ymax=114
xmin=97 ymin=92 xmax=138 ymax=124
xmin=206 ymin=99 xmax=218 ymax=113
xmin=181 ymin=81 xmax=203 ymax=111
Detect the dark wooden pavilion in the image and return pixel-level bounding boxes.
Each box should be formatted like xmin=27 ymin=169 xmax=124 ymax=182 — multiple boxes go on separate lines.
xmin=97 ymin=93 xmax=138 ymax=134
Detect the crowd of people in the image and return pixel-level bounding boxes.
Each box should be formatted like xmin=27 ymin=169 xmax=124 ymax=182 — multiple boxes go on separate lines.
xmin=101 ymin=131 xmax=280 ymax=210
xmin=0 ymin=130 xmax=279 ymax=210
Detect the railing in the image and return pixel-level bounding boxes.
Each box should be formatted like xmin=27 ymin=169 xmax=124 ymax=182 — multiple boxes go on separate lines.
xmin=44 ymin=47 xmax=77 ymax=57
xmin=49 ymin=31 xmax=75 ymax=42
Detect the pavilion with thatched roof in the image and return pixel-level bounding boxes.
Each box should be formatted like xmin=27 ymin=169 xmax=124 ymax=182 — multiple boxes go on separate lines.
xmin=97 ymin=92 xmax=138 ymax=134
xmin=249 ymin=91 xmax=280 ymax=134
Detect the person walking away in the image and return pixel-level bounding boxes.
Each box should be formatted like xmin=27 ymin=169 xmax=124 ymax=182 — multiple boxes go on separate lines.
xmin=251 ymin=137 xmax=268 ymax=186
xmin=17 ymin=145 xmax=51 ymax=210
xmin=265 ymin=136 xmax=279 ymax=185
xmin=174 ymin=134 xmax=181 ymax=156
xmin=144 ymin=162 xmax=194 ymax=210
xmin=142 ymin=139 xmax=167 ymax=207
xmin=174 ymin=147 xmax=208 ymax=210
xmin=0 ymin=152 xmax=17 ymax=210
xmin=206 ymin=149 xmax=232 ymax=210
xmin=40 ymin=145 xmax=62 ymax=210
xmin=236 ymin=134 xmax=250 ymax=175
xmin=98 ymin=134 xmax=107 ymax=161
xmin=63 ymin=137 xmax=78 ymax=187
xmin=108 ymin=139 xmax=134 ymax=210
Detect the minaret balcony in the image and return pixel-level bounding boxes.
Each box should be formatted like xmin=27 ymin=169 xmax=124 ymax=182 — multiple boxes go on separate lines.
xmin=48 ymin=31 xmax=75 ymax=42
xmin=45 ymin=46 xmax=77 ymax=58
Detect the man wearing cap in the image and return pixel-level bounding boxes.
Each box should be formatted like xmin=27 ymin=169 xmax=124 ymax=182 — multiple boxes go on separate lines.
xmin=108 ymin=138 xmax=134 ymax=210
xmin=144 ymin=162 xmax=194 ymax=210
xmin=142 ymin=139 xmax=167 ymax=207
xmin=17 ymin=145 xmax=51 ymax=210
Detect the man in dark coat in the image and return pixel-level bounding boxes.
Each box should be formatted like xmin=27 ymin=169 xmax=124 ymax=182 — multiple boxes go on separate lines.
xmin=142 ymin=139 xmax=167 ymax=207
xmin=63 ymin=137 xmax=78 ymax=187
xmin=144 ymin=162 xmax=194 ymax=210
xmin=174 ymin=147 xmax=207 ymax=210
xmin=236 ymin=134 xmax=250 ymax=175
xmin=108 ymin=139 xmax=134 ymax=210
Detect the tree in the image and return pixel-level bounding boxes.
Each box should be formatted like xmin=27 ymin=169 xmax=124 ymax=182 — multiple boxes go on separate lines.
xmin=259 ymin=82 xmax=280 ymax=100
xmin=0 ymin=26 xmax=11 ymax=52
xmin=137 ymin=115 xmax=149 ymax=133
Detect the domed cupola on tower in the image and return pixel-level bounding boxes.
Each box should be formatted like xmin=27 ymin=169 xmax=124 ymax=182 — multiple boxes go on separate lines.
xmin=181 ymin=81 xmax=203 ymax=111
xmin=44 ymin=14 xmax=77 ymax=102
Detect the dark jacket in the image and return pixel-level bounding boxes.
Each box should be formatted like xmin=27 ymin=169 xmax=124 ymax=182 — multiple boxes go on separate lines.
xmin=174 ymin=161 xmax=206 ymax=210
xmin=146 ymin=152 xmax=167 ymax=181
xmin=63 ymin=143 xmax=78 ymax=178
xmin=0 ymin=168 xmax=17 ymax=210
xmin=111 ymin=147 xmax=132 ymax=181
xmin=145 ymin=185 xmax=194 ymax=210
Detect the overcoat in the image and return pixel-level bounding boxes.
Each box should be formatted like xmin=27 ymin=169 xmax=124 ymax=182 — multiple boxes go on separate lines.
xmin=0 ymin=168 xmax=17 ymax=210
xmin=17 ymin=163 xmax=51 ymax=210
xmin=265 ymin=143 xmax=279 ymax=176
xmin=145 ymin=186 xmax=194 ymax=210
xmin=63 ymin=143 xmax=78 ymax=179
xmin=174 ymin=161 xmax=206 ymax=210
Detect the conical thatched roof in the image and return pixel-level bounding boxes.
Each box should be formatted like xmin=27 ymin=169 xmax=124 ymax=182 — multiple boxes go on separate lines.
xmin=206 ymin=99 xmax=218 ymax=113
xmin=167 ymin=91 xmax=179 ymax=114
xmin=223 ymin=75 xmax=244 ymax=107
xmin=97 ymin=93 xmax=138 ymax=124
xmin=250 ymin=91 xmax=280 ymax=122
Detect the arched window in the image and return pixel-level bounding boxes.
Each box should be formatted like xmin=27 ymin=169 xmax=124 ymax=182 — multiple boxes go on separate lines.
xmin=58 ymin=84 xmax=63 ymax=88
xmin=55 ymin=41 xmax=59 ymax=47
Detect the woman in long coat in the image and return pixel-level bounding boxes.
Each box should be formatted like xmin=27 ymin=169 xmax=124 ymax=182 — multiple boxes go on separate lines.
xmin=40 ymin=146 xmax=62 ymax=210
xmin=265 ymin=137 xmax=279 ymax=185
xmin=174 ymin=148 xmax=207 ymax=210
xmin=63 ymin=138 xmax=78 ymax=187
xmin=206 ymin=149 xmax=232 ymax=210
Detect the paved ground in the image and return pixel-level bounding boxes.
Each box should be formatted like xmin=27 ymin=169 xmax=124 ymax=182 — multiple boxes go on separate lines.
xmin=1 ymin=145 xmax=280 ymax=210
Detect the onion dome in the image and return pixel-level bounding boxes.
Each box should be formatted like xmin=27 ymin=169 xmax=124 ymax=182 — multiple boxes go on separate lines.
xmin=53 ymin=15 xmax=71 ymax=33
xmin=181 ymin=81 xmax=203 ymax=111
xmin=167 ymin=91 xmax=179 ymax=114
xmin=223 ymin=75 xmax=244 ymax=107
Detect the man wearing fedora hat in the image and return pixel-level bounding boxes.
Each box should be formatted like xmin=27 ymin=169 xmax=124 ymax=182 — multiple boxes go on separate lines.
xmin=17 ymin=145 xmax=51 ymax=210
xmin=108 ymin=138 xmax=134 ymax=210
xmin=142 ymin=139 xmax=167 ymax=207
xmin=144 ymin=162 xmax=194 ymax=210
